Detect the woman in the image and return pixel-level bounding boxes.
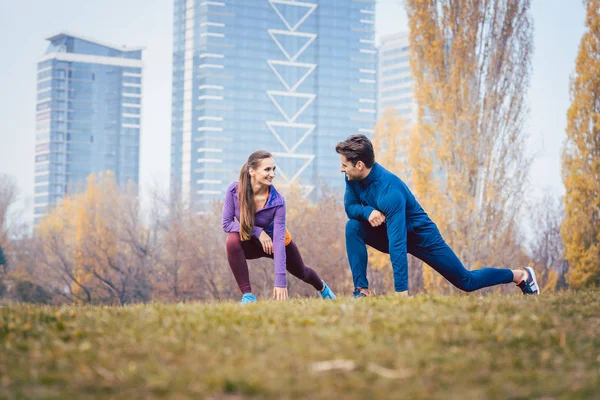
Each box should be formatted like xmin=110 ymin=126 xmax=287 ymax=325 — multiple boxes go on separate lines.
xmin=222 ymin=150 xmax=336 ymax=304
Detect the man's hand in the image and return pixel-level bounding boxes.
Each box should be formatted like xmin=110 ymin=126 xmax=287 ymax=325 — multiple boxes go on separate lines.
xmin=273 ymin=287 xmax=288 ymax=301
xmin=259 ymin=230 xmax=273 ymax=255
xmin=368 ymin=210 xmax=386 ymax=227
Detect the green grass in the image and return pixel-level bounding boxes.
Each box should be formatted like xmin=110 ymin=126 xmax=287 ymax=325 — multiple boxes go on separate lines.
xmin=1 ymin=292 xmax=600 ymax=399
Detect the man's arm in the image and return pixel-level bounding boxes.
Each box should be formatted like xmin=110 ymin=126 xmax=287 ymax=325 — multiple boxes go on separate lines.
xmin=379 ymin=189 xmax=408 ymax=292
xmin=343 ymin=177 xmax=375 ymax=221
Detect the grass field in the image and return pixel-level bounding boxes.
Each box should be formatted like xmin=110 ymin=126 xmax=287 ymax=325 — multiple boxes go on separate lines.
xmin=1 ymin=292 xmax=600 ymax=399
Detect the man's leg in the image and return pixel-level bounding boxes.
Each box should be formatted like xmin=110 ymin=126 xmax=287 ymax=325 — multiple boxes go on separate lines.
xmin=409 ymin=238 xmax=513 ymax=292
xmin=345 ymin=219 xmax=390 ymax=291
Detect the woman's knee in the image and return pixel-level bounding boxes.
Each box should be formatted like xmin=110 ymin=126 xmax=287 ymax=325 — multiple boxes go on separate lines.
xmin=225 ymin=232 xmax=243 ymax=251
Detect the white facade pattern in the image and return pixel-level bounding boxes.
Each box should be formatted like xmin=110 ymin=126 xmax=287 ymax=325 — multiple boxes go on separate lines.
xmin=267 ymin=0 xmax=318 ymax=194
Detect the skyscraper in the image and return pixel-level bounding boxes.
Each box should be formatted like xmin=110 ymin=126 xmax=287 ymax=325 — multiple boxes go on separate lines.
xmin=34 ymin=32 xmax=143 ymax=224
xmin=171 ymin=0 xmax=377 ymax=210
xmin=378 ymin=32 xmax=414 ymax=120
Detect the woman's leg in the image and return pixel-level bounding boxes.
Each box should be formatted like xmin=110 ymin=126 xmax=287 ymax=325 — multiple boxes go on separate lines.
xmin=225 ymin=232 xmax=266 ymax=294
xmin=284 ymin=241 xmax=324 ymax=291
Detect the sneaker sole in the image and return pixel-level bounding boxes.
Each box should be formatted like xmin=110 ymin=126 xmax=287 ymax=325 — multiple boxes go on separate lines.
xmin=525 ymin=267 xmax=540 ymax=294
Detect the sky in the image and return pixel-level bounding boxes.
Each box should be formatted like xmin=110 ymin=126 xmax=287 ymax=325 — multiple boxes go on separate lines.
xmin=0 ymin=0 xmax=587 ymax=227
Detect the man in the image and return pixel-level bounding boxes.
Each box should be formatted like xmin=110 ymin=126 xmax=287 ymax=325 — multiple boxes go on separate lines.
xmin=335 ymin=134 xmax=539 ymax=297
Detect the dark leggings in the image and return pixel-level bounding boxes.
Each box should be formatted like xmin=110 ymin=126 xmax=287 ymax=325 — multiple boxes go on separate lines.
xmin=225 ymin=232 xmax=324 ymax=294
xmin=345 ymin=219 xmax=514 ymax=292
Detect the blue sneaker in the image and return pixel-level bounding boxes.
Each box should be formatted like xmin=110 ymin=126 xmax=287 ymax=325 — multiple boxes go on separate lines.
xmin=318 ymin=280 xmax=336 ymax=300
xmin=517 ymin=267 xmax=540 ymax=295
xmin=353 ymin=288 xmax=371 ymax=298
xmin=240 ymin=293 xmax=257 ymax=304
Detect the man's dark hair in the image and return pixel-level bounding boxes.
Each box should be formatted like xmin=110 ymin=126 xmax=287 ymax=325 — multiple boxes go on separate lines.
xmin=335 ymin=134 xmax=375 ymax=168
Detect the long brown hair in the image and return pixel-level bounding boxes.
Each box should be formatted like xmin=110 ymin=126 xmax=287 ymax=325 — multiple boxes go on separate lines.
xmin=238 ymin=150 xmax=273 ymax=241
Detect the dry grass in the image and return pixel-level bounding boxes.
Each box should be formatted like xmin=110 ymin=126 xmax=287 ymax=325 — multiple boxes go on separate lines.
xmin=1 ymin=292 xmax=599 ymax=399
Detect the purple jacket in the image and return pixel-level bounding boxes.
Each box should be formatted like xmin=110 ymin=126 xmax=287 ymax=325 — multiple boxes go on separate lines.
xmin=222 ymin=182 xmax=287 ymax=287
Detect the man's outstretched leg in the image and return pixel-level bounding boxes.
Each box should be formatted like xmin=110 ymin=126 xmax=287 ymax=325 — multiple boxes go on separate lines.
xmin=409 ymin=238 xmax=539 ymax=294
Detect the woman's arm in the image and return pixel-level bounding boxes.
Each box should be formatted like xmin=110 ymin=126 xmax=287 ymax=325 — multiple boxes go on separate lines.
xmin=272 ymin=201 xmax=287 ymax=288
xmin=222 ymin=187 xmax=241 ymax=233
xmin=221 ymin=185 xmax=264 ymax=238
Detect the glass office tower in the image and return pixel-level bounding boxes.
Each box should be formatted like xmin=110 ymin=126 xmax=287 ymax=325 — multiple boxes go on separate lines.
xmin=34 ymin=32 xmax=143 ymax=224
xmin=171 ymin=0 xmax=377 ymax=210
xmin=377 ymin=32 xmax=414 ymax=120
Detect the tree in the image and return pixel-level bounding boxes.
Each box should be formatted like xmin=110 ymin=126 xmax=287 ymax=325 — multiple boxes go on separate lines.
xmin=0 ymin=242 xmax=5 ymax=298
xmin=529 ymin=193 xmax=567 ymax=292
xmin=37 ymin=172 xmax=152 ymax=304
xmin=10 ymin=280 xmax=51 ymax=304
xmin=0 ymin=245 xmax=6 ymax=270
xmin=282 ymin=184 xmax=353 ymax=296
xmin=405 ymin=0 xmax=533 ymax=293
xmin=0 ymin=174 xmax=17 ymax=237
xmin=36 ymin=194 xmax=92 ymax=303
xmin=0 ymin=174 xmax=17 ymax=274
xmin=150 ymin=190 xmax=235 ymax=302
xmin=562 ymin=0 xmax=600 ymax=289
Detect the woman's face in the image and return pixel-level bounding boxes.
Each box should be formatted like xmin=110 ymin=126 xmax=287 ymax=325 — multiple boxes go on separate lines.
xmin=249 ymin=157 xmax=276 ymax=187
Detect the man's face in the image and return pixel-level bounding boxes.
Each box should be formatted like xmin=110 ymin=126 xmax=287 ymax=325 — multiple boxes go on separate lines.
xmin=339 ymin=154 xmax=363 ymax=181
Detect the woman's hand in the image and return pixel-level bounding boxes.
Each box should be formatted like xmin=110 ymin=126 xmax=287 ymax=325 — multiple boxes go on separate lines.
xmin=273 ymin=287 xmax=288 ymax=301
xmin=259 ymin=230 xmax=273 ymax=255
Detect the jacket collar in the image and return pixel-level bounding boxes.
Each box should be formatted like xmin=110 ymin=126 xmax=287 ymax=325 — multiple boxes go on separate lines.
xmin=359 ymin=162 xmax=381 ymax=188
xmin=263 ymin=184 xmax=285 ymax=208
xmin=231 ymin=182 xmax=285 ymax=209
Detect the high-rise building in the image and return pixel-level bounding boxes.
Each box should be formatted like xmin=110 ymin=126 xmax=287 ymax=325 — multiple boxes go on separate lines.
xmin=171 ymin=0 xmax=377 ymax=210
xmin=34 ymin=32 xmax=143 ymax=224
xmin=378 ymin=32 xmax=414 ymax=120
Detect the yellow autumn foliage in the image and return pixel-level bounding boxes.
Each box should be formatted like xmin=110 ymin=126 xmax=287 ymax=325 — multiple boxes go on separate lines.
xmin=562 ymin=0 xmax=600 ymax=289
xmin=404 ymin=0 xmax=534 ymax=293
